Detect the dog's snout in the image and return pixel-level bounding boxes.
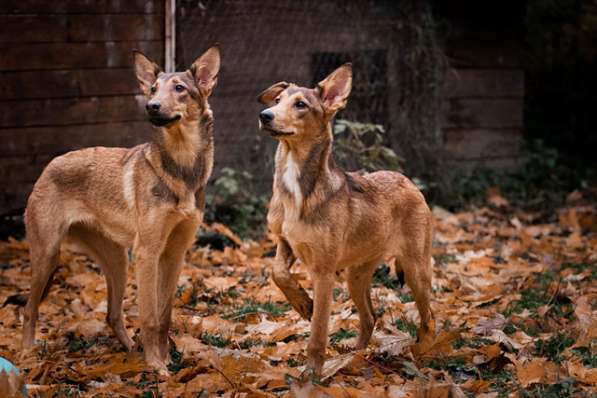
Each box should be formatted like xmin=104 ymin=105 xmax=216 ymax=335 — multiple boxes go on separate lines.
xmin=146 ymin=101 xmax=161 ymax=112
xmin=259 ymin=110 xmax=274 ymax=124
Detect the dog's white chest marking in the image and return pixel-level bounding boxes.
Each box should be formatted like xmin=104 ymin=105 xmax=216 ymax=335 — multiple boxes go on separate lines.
xmin=122 ymin=161 xmax=136 ymax=209
xmin=283 ymin=153 xmax=303 ymax=207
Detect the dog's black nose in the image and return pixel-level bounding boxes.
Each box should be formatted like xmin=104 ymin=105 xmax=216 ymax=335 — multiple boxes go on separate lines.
xmin=146 ymin=101 xmax=161 ymax=112
xmin=259 ymin=110 xmax=274 ymax=124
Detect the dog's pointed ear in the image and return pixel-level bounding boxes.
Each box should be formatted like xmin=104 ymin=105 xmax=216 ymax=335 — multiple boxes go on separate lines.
xmin=257 ymin=82 xmax=290 ymax=106
xmin=133 ymin=51 xmax=161 ymax=95
xmin=317 ymin=63 xmax=352 ymax=114
xmin=190 ymin=45 xmax=221 ymax=97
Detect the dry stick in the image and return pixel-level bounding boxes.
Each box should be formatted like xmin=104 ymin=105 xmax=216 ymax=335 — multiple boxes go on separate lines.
xmin=355 ymin=352 xmax=397 ymax=375
xmin=545 ymin=277 xmax=561 ymax=307
xmin=212 ymin=365 xmax=238 ymax=397
xmin=226 ymin=309 xmax=272 ymax=321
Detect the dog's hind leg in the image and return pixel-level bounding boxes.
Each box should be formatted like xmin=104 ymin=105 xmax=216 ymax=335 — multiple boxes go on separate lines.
xmin=347 ymin=262 xmax=378 ymax=349
xmin=68 ymin=224 xmax=133 ymax=351
xmin=396 ymin=218 xmax=434 ymax=339
xmin=22 ymin=214 xmax=64 ymax=348
xmin=271 ymin=238 xmax=313 ymax=320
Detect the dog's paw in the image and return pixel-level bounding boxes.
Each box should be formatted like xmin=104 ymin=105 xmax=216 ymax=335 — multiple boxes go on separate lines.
xmin=147 ymin=359 xmax=170 ymax=378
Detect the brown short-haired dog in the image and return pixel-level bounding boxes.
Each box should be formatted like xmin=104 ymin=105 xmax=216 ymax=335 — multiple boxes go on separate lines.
xmin=22 ymin=46 xmax=220 ymax=374
xmin=258 ymin=64 xmax=434 ymax=375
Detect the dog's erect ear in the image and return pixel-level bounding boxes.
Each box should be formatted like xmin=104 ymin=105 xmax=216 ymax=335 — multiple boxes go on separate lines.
xmin=190 ymin=45 xmax=221 ymax=97
xmin=257 ymin=82 xmax=290 ymax=106
xmin=317 ymin=63 xmax=352 ymax=114
xmin=133 ymin=51 xmax=161 ymax=95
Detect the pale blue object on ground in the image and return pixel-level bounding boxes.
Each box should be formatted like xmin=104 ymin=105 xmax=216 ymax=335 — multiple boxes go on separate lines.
xmin=0 ymin=357 xmax=27 ymax=396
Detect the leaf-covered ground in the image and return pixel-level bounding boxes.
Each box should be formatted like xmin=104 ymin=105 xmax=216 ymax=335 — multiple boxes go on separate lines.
xmin=0 ymin=192 xmax=596 ymax=397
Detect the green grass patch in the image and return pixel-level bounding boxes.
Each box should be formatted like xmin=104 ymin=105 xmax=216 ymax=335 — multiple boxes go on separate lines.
xmin=399 ymin=293 xmax=414 ymax=303
xmin=534 ymin=333 xmax=575 ymax=363
xmin=287 ymin=358 xmax=304 ymax=367
xmin=425 ymin=357 xmax=476 ymax=382
xmin=395 ymin=318 xmax=417 ymax=337
xmin=65 ymin=332 xmax=110 ymax=352
xmin=561 ymin=262 xmax=597 ymax=280
xmin=330 ymin=328 xmax=357 ymax=344
xmin=167 ymin=345 xmax=184 ymax=373
xmin=479 ymin=369 xmax=515 ymax=398
xmin=571 ymin=346 xmax=597 ymax=368
xmin=453 ymin=336 xmax=494 ymax=350
xmin=433 ymin=253 xmax=457 ymax=265
xmin=201 ymin=333 xmax=230 ymax=348
xmin=226 ymin=286 xmax=240 ymax=298
xmin=224 ymin=300 xmax=290 ymax=320
xmin=333 ymin=287 xmax=343 ymax=301
xmin=373 ymin=265 xmax=401 ymax=289
xmin=503 ymin=272 xmax=556 ymax=317
xmin=503 ymin=322 xmax=517 ymax=335
xmin=238 ymin=338 xmax=263 ymax=349
xmin=518 ymin=378 xmax=580 ymax=398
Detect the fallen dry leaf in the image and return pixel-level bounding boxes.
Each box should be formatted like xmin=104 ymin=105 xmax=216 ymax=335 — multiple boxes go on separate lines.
xmin=0 ymin=200 xmax=594 ymax=396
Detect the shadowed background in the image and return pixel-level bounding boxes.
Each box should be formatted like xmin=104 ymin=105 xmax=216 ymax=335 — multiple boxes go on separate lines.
xmin=0 ymin=0 xmax=595 ymax=218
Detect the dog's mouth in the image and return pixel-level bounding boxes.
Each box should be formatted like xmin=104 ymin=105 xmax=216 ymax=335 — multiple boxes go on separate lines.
xmin=149 ymin=114 xmax=182 ymax=127
xmin=261 ymin=125 xmax=295 ymax=137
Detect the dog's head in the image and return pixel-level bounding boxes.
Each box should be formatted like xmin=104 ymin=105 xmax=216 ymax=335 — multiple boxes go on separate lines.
xmin=257 ymin=64 xmax=352 ymax=141
xmin=134 ymin=46 xmax=220 ymax=128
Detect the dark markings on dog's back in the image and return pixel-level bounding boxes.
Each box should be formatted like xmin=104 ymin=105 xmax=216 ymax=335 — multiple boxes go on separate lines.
xmin=159 ymin=150 xmax=205 ymax=190
xmin=345 ymin=173 xmax=366 ymax=193
xmin=195 ymin=189 xmax=206 ymax=210
xmin=151 ymin=180 xmax=177 ymax=203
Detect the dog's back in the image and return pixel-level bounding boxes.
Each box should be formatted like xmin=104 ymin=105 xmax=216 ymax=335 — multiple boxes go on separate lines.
xmin=25 ymin=145 xmax=145 ymax=249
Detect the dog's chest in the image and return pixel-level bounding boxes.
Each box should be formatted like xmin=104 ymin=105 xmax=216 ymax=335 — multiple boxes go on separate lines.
xmin=282 ymin=153 xmax=302 ymax=207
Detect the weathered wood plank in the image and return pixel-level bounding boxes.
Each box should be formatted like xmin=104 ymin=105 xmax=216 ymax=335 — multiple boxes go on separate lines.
xmin=0 ymin=121 xmax=152 ymax=157
xmin=0 ymin=15 xmax=67 ymax=42
xmin=71 ymin=14 xmax=163 ymax=42
xmin=443 ymin=128 xmax=522 ymax=160
xmin=0 ymin=41 xmax=163 ymax=71
xmin=0 ymin=69 xmax=139 ymax=100
xmin=444 ymin=69 xmax=524 ymax=98
xmin=0 ymin=14 xmax=163 ymax=43
xmin=0 ymin=154 xmax=54 ymax=183
xmin=0 ymin=0 xmax=164 ymax=15
xmin=443 ymin=99 xmax=523 ymax=129
xmin=0 ymin=96 xmax=146 ymax=127
xmin=0 ymin=182 xmax=33 ymax=215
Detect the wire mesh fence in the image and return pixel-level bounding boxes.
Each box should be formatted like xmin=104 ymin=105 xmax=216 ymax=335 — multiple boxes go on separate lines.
xmin=177 ymin=0 xmax=447 ymax=192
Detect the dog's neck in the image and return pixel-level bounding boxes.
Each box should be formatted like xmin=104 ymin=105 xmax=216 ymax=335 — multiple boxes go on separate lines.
xmin=148 ymin=108 xmax=214 ymax=191
xmin=155 ymin=109 xmax=213 ymax=168
xmin=276 ymin=124 xmax=343 ymax=208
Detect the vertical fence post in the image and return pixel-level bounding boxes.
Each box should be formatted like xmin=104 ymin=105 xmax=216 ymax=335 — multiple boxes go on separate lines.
xmin=165 ymin=0 xmax=176 ymax=72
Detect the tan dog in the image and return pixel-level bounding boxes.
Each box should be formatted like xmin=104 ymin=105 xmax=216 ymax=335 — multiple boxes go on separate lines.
xmin=22 ymin=46 xmax=221 ymax=374
xmin=258 ymin=64 xmax=434 ymax=375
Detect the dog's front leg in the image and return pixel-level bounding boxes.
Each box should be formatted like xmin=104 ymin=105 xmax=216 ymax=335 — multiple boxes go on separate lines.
xmin=157 ymin=220 xmax=199 ymax=361
xmin=135 ymin=241 xmax=168 ymax=375
xmin=306 ymin=270 xmax=335 ymax=376
xmin=272 ymin=238 xmax=313 ymax=320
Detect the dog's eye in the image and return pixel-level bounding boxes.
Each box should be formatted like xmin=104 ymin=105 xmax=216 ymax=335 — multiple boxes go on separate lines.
xmin=275 ymin=97 xmax=281 ymax=104
xmin=175 ymin=84 xmax=185 ymax=92
xmin=150 ymin=85 xmax=157 ymax=93
xmin=295 ymin=101 xmax=307 ymax=109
